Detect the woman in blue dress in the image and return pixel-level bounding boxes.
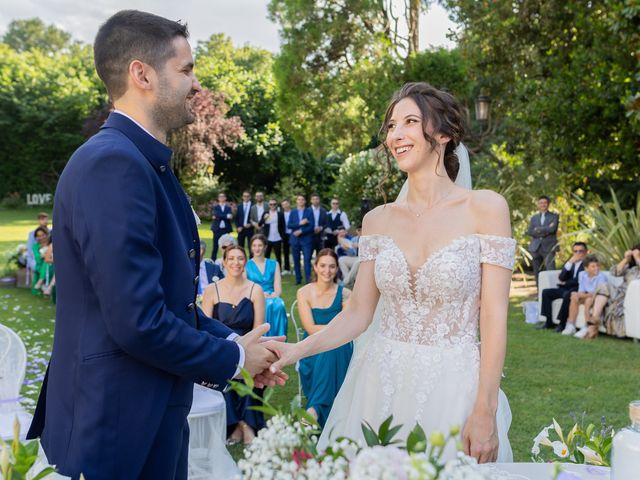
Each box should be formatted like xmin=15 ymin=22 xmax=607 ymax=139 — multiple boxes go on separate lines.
xmin=246 ymin=234 xmax=289 ymax=338
xmin=202 ymin=245 xmax=266 ymax=445
xmin=296 ymin=248 xmax=352 ymax=427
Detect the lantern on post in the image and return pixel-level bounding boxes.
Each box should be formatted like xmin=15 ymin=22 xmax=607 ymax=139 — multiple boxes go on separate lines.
xmin=475 ymin=93 xmax=490 ymax=123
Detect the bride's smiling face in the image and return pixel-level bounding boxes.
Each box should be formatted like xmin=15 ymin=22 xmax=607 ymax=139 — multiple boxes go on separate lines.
xmin=385 ymin=97 xmax=448 ymax=174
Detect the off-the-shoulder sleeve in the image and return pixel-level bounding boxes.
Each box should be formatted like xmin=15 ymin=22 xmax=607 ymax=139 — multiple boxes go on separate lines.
xmin=477 ymin=234 xmax=516 ymax=270
xmin=358 ymin=235 xmax=380 ymax=262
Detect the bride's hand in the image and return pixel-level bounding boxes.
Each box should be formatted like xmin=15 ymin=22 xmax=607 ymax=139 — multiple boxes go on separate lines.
xmin=462 ymin=408 xmax=498 ymax=463
xmin=264 ymin=341 xmax=303 ymax=373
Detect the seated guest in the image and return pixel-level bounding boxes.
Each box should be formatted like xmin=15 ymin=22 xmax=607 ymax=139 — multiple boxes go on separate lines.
xmin=246 ymin=234 xmax=288 ymax=338
xmin=41 ymin=240 xmax=56 ymax=302
xmin=259 ymin=198 xmax=286 ymax=269
xmin=337 ymin=227 xmax=361 ymax=285
xmin=538 ymin=242 xmax=588 ymax=331
xmin=214 ymin=234 xmax=238 ymax=274
xmin=201 ymin=246 xmax=266 ymax=445
xmin=31 ymin=227 xmax=51 ymax=295
xmin=601 ymin=245 xmax=640 ymax=338
xmin=562 ymin=255 xmax=608 ymax=335
xmin=26 ymin=213 xmax=49 ymax=284
xmin=197 ymin=240 xmax=224 ymax=296
xmin=297 ymin=249 xmax=352 ymax=427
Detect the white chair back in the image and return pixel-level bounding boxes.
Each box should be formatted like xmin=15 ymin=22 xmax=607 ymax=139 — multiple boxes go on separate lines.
xmin=289 ymin=300 xmax=304 ymax=397
xmin=0 ymin=323 xmax=27 ymax=411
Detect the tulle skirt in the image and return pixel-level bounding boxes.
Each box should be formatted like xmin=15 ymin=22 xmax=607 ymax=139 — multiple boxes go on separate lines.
xmin=317 ymin=333 xmax=513 ymax=462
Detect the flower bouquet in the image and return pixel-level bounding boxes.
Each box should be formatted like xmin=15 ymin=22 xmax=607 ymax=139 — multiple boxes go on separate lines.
xmin=531 ymin=414 xmax=613 ymax=467
xmin=229 ymin=370 xmax=495 ymax=480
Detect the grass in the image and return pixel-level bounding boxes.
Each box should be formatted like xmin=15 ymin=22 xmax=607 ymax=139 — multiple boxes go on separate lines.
xmin=2 ymin=207 xmax=640 ymax=462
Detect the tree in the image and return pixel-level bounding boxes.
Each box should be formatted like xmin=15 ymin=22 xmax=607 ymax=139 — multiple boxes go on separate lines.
xmin=169 ymin=89 xmax=244 ymax=181
xmin=0 ymin=40 xmax=104 ymax=198
xmin=2 ymin=18 xmax=73 ymax=54
xmin=194 ymin=34 xmax=325 ymax=196
xmin=446 ymin=0 xmax=640 ymax=198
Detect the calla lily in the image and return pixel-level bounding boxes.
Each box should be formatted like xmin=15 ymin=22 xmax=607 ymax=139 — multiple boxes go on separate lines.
xmin=577 ymin=446 xmax=605 ymax=466
xmin=551 ymin=440 xmax=570 ymax=458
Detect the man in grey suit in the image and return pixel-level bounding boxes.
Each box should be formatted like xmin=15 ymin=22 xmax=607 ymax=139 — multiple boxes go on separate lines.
xmin=527 ymin=195 xmax=560 ymax=286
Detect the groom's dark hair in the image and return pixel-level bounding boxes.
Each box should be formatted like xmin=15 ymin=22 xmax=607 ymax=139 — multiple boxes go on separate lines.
xmin=94 ymin=10 xmax=189 ymax=100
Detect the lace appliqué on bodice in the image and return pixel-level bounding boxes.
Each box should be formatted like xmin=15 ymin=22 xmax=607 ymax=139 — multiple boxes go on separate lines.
xmin=359 ymin=234 xmax=515 ymax=347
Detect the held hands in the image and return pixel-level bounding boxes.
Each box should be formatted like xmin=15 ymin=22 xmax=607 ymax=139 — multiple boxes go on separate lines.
xmin=234 ymin=324 xmax=289 ymax=388
xmin=462 ymin=407 xmax=499 ymax=463
xmin=265 ymin=341 xmax=302 ymax=374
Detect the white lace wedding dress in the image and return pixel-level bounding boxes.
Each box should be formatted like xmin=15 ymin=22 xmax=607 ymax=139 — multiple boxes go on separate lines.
xmin=317 ymin=233 xmax=515 ymax=462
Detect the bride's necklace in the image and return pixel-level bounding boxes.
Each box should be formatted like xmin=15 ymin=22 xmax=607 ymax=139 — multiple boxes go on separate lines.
xmin=405 ymin=186 xmax=455 ymax=218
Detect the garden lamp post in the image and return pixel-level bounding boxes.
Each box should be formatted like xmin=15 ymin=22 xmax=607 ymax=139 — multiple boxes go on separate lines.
xmin=475 ymin=93 xmax=490 ymax=123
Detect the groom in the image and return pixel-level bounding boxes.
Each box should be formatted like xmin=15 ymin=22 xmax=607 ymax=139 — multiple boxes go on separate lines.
xmin=27 ymin=10 xmax=285 ymax=480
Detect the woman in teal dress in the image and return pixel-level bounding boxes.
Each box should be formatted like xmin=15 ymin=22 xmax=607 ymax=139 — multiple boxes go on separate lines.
xmin=246 ymin=234 xmax=288 ymax=338
xmin=296 ymin=248 xmax=352 ymax=427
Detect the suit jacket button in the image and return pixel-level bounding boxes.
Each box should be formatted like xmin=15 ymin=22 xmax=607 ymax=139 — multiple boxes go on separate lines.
xmin=193 ymin=276 xmax=199 ymax=285
xmin=188 ymin=248 xmax=196 ymax=258
xmin=186 ymin=302 xmax=195 ymax=312
xmin=159 ymin=165 xmax=167 ymax=173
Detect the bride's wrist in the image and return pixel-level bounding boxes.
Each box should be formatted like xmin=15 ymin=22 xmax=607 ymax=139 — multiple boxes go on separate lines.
xmin=472 ymin=398 xmax=498 ymax=417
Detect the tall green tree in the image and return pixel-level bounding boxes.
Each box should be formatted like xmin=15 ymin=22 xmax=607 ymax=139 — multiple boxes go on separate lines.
xmin=0 ymin=40 xmax=104 ymax=198
xmin=194 ymin=34 xmax=329 ymax=197
xmin=446 ymin=0 xmax=640 ymax=198
xmin=2 ymin=18 xmax=73 ymax=54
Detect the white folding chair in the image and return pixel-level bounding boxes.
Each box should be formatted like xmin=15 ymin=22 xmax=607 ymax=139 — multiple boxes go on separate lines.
xmin=0 ymin=323 xmax=33 ymax=440
xmin=187 ymin=384 xmax=239 ymax=479
xmin=289 ymin=300 xmax=305 ymax=398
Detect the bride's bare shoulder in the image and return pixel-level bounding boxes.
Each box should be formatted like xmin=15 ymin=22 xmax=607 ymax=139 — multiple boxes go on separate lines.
xmin=361 ymin=203 xmax=398 ymax=236
xmin=470 ymin=189 xmax=511 ymax=235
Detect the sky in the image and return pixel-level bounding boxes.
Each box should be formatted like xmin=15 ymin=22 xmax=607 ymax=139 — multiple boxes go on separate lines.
xmin=0 ymin=0 xmax=458 ymax=52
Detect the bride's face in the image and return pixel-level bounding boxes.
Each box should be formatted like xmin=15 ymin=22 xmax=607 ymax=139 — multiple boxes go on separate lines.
xmin=385 ymin=97 xmax=448 ymax=174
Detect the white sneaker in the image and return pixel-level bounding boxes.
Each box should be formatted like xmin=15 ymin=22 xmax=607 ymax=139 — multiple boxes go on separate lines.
xmin=561 ymin=324 xmax=577 ymax=336
xmin=574 ymin=328 xmax=588 ymax=339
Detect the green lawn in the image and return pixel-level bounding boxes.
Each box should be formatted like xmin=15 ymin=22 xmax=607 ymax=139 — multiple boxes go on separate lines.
xmin=2 ymin=207 xmax=639 ymax=461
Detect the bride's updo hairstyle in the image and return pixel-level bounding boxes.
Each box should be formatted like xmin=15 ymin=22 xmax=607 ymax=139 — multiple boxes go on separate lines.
xmin=379 ymin=82 xmax=466 ymax=183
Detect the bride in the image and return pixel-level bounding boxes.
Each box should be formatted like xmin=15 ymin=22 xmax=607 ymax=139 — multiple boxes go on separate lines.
xmin=269 ymin=82 xmax=514 ymax=463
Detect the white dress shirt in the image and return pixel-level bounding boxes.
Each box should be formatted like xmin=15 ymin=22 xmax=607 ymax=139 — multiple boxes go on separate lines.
xmin=330 ymin=209 xmax=351 ymax=230
xmin=284 ymin=210 xmax=292 ymax=234
xmin=267 ymin=211 xmax=282 ymax=242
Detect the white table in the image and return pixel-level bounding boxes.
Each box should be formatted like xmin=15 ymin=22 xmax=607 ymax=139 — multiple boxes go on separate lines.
xmin=482 ymin=463 xmax=611 ymax=479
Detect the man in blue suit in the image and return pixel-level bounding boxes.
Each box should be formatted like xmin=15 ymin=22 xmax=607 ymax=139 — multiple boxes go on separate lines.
xmin=210 ymin=191 xmax=233 ymax=260
xmin=235 ymin=190 xmax=254 ymax=253
xmin=26 ymin=10 xmax=285 ymax=480
xmin=287 ymin=194 xmax=314 ymax=284
xmin=310 ymin=193 xmax=328 ymax=256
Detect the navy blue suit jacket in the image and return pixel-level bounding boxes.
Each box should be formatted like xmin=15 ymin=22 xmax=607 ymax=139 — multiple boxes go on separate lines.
xmin=210 ymin=203 xmax=233 ymax=233
xmin=235 ymin=202 xmax=252 ymax=229
xmin=27 ymin=113 xmax=241 ymax=479
xmin=287 ymin=208 xmax=314 ymax=247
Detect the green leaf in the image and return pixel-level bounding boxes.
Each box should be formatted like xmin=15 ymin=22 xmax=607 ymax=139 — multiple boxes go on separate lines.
xmin=361 ymin=421 xmax=380 ymax=447
xmin=263 ymin=387 xmax=274 ymax=404
xmin=377 ymin=415 xmax=393 ymax=442
xmin=381 ymin=425 xmax=403 ymax=445
xmin=30 ymin=467 xmax=58 ymax=480
xmin=240 ymin=368 xmax=254 ymax=389
xmin=248 ymin=405 xmax=279 ymax=416
xmin=406 ymin=423 xmax=427 ymax=453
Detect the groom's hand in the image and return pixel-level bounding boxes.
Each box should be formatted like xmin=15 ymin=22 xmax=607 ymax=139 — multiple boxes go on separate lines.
xmin=235 ymin=324 xmax=277 ymax=378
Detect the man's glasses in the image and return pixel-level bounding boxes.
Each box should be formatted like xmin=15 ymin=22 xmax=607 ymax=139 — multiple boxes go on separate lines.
xmin=573 ymin=249 xmax=586 ymax=254
xmin=269 ymin=203 xmax=277 ymax=206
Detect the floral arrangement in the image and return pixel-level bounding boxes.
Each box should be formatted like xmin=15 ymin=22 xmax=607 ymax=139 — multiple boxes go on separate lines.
xmin=2 ymin=244 xmax=27 ymax=277
xmin=531 ymin=414 xmax=613 ymax=467
xmin=0 ymin=418 xmax=56 ymax=480
xmin=229 ymin=371 xmax=494 ymax=480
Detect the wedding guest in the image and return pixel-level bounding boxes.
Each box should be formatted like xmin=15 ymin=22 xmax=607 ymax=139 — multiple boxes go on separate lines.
xmin=538 ymin=242 xmax=588 ymax=330
xmin=527 ymin=195 xmax=559 ymax=285
xmin=337 ymin=227 xmax=361 ymax=287
xmin=288 ymin=194 xmax=314 ymax=285
xmin=246 ymin=234 xmax=288 ymax=338
xmin=26 ymin=213 xmax=49 ymax=282
xmin=259 ymin=198 xmax=286 ymax=269
xmin=250 ymin=191 xmax=266 ymax=234
xmin=281 ymin=199 xmax=293 ymax=274
xmin=296 ymin=249 xmax=352 ymax=426
xmin=310 ymin=193 xmax=328 ymax=256
xmin=41 ymin=239 xmax=56 ymax=302
xmin=599 ymin=244 xmax=640 ymax=338
xmin=324 ymin=198 xmax=350 ymax=250
xmin=214 ymin=234 xmax=238 ymax=275
xmin=210 ymin=192 xmax=233 ymax=260
xmin=31 ymin=227 xmax=50 ymax=295
xmin=562 ymin=255 xmax=607 ymax=335
xmin=198 ymin=240 xmax=224 ymax=296
xmin=235 ymin=190 xmax=254 ymax=252
xmin=201 ymin=245 xmax=266 ymax=445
